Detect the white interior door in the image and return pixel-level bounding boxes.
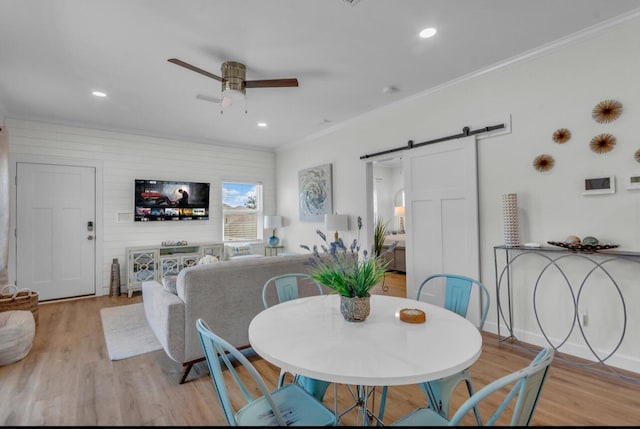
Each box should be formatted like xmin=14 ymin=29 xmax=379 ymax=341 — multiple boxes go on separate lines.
xmin=404 ymin=135 xmax=481 ymax=326
xmin=16 ymin=162 xmax=96 ymax=300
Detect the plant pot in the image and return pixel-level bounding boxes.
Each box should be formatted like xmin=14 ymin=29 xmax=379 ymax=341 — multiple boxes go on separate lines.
xmin=340 ymin=294 xmax=370 ymax=322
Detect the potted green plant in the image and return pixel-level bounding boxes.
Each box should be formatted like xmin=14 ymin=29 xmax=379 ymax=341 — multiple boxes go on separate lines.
xmin=373 ymin=216 xmax=390 ymax=291
xmin=373 ymin=216 xmax=389 ymax=259
xmin=301 ymin=216 xmax=397 ymax=322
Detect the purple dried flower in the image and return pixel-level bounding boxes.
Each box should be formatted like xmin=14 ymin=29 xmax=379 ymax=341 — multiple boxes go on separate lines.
xmin=316 ymin=230 xmax=327 ymax=242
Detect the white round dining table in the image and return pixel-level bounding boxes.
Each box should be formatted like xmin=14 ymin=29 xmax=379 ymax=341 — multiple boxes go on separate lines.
xmin=248 ymin=294 xmax=482 ymax=387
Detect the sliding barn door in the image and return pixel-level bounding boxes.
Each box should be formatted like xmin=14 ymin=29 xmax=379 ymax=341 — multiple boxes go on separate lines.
xmin=403 ymin=136 xmax=481 ymax=326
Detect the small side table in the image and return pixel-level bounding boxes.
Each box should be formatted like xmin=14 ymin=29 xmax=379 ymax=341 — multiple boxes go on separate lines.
xmin=264 ymin=245 xmax=284 ymax=256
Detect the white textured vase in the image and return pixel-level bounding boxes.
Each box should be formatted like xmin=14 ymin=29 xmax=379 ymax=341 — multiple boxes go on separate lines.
xmin=502 ymin=193 xmax=520 ymax=247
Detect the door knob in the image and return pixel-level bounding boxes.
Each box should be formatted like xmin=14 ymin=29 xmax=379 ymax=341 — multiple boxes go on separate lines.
xmin=87 ymin=235 xmax=94 ymax=240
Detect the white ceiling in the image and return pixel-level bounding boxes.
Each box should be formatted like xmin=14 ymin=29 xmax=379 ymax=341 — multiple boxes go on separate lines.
xmin=2 ymin=0 xmax=640 ymax=151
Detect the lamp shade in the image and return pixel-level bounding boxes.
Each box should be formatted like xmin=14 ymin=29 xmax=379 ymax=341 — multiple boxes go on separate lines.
xmin=264 ymin=215 xmax=283 ymax=229
xmin=394 ymin=206 xmax=405 ymax=217
xmin=324 ymin=214 xmax=349 ymax=232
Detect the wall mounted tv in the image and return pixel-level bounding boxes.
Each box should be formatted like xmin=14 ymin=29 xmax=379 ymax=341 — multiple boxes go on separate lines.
xmin=134 ymin=179 xmax=210 ymax=222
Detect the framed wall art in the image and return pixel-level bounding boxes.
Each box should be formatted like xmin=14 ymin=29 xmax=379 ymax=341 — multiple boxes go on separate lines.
xmin=298 ymin=163 xmax=333 ymax=221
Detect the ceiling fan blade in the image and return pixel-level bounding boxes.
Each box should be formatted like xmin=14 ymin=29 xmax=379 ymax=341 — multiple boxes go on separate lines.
xmin=168 ymin=58 xmax=224 ymax=82
xmin=196 ymin=94 xmax=221 ymax=104
xmin=245 ymin=78 xmax=299 ymax=88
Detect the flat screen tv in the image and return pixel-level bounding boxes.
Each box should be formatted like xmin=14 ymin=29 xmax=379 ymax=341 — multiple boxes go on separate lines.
xmin=134 ymin=179 xmax=210 ymax=222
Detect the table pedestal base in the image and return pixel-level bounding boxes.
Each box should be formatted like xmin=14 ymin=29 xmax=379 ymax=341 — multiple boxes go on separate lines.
xmin=336 ymin=385 xmax=385 ymax=426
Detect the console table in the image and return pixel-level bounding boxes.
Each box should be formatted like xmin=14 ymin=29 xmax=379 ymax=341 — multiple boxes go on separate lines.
xmin=126 ymin=242 xmax=224 ymax=297
xmin=493 ymin=245 xmax=640 ymax=382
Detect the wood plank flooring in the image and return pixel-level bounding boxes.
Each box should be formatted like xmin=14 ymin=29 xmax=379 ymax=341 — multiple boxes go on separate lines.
xmin=1 ymin=272 xmax=639 ymax=425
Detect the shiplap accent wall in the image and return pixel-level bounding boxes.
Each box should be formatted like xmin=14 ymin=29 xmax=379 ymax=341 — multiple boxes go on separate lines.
xmin=7 ymin=118 xmax=276 ymax=294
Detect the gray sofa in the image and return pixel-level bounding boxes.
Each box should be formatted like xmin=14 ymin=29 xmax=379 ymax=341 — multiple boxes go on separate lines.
xmin=141 ymin=253 xmax=318 ymax=383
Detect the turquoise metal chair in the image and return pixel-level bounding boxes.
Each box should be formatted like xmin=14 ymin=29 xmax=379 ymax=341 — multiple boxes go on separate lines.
xmin=196 ymin=318 xmax=337 ymax=426
xmin=262 ymin=273 xmax=331 ymax=402
xmin=379 ymin=273 xmax=490 ymax=424
xmin=391 ymin=347 xmax=554 ymax=426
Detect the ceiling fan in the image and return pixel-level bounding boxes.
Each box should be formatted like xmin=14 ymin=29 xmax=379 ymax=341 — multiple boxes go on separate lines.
xmin=168 ymin=58 xmax=299 ymax=113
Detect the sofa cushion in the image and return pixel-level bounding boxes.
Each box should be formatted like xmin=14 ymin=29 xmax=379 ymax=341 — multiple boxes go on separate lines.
xmin=162 ymin=275 xmax=178 ymax=295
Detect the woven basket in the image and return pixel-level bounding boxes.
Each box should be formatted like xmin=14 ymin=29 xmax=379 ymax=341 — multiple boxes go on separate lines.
xmin=0 ymin=285 xmax=39 ymax=327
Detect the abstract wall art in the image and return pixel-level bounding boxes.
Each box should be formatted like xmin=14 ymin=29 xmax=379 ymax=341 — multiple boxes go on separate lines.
xmin=298 ymin=163 xmax=333 ymax=221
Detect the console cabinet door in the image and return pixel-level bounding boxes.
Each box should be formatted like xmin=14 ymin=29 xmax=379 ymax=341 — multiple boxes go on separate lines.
xmin=201 ymin=244 xmax=224 ymax=261
xmin=128 ymin=248 xmax=159 ymax=297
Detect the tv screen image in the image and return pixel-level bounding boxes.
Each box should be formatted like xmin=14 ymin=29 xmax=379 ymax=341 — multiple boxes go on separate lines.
xmin=134 ymin=179 xmax=210 ymax=222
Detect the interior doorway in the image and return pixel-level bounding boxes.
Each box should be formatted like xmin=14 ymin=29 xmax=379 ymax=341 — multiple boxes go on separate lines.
xmin=364 ymin=136 xmax=481 ymax=326
xmin=372 ymin=157 xmax=404 ymax=235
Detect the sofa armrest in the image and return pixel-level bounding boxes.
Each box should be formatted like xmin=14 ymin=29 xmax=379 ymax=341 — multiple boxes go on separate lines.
xmin=142 ymin=280 xmax=186 ymax=364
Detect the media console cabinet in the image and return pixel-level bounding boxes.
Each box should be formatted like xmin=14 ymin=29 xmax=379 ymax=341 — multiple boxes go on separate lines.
xmin=126 ymin=242 xmax=224 ymax=297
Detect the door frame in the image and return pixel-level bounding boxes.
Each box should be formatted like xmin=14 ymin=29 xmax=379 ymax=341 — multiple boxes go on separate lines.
xmin=8 ymin=154 xmax=104 ymax=295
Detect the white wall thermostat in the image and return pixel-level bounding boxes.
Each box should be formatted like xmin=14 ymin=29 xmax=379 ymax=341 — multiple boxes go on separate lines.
xmin=627 ymin=175 xmax=640 ymax=190
xmin=582 ymin=175 xmax=615 ymax=195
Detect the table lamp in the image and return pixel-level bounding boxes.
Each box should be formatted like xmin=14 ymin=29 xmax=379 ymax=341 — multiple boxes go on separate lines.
xmin=264 ymin=215 xmax=283 ymax=247
xmin=324 ymin=214 xmax=349 ymax=243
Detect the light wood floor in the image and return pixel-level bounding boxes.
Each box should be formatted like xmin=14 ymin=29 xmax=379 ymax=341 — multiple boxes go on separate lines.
xmin=1 ymin=272 xmax=639 ymax=426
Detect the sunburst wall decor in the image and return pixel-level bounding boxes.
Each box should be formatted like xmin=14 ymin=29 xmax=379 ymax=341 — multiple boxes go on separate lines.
xmin=533 ymin=154 xmax=554 ymax=172
xmin=589 ymin=133 xmax=616 ymax=154
xmin=592 ymin=99 xmax=623 ymax=123
xmin=552 ymin=128 xmax=571 ymax=144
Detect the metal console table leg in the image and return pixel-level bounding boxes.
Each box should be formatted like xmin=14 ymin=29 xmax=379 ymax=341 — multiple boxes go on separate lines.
xmin=493 ymin=245 xmax=640 ymax=383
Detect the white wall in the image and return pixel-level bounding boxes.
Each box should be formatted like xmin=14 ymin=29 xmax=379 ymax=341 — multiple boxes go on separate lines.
xmin=7 ymin=118 xmax=276 ymax=294
xmin=276 ymin=17 xmax=640 ymax=372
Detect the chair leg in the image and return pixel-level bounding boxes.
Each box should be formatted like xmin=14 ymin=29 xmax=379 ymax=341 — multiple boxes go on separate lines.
xmin=465 ymin=378 xmax=482 ymax=426
xmin=377 ymin=385 xmax=388 ymax=424
xmin=277 ymin=369 xmax=287 ymax=388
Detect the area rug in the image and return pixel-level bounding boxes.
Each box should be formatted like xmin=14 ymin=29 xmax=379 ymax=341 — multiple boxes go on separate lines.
xmin=100 ymin=303 xmax=162 ymax=360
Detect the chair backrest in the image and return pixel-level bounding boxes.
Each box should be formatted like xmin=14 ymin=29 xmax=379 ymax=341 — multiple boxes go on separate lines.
xmin=449 ymin=347 xmax=554 ymax=426
xmin=262 ymin=273 xmax=324 ymax=309
xmin=416 ymin=273 xmax=490 ymax=330
xmin=196 ymin=318 xmax=287 ymax=426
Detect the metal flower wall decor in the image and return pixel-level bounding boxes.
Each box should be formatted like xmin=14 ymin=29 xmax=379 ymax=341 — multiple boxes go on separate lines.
xmin=589 ymin=133 xmax=617 ymax=154
xmin=533 ymin=154 xmax=555 ymax=172
xmin=592 ymin=99 xmax=623 ymax=123
xmin=552 ymin=128 xmax=571 ymax=144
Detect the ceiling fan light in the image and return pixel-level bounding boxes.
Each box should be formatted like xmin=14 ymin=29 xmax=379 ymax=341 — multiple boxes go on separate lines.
xmin=220 ymin=89 xmax=244 ymax=109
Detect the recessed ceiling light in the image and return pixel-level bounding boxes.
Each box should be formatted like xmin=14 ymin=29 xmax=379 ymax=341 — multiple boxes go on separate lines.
xmin=92 ymin=91 xmax=107 ymax=97
xmin=419 ymin=27 xmax=437 ymax=39
xmin=257 ymin=122 xmax=267 ymax=127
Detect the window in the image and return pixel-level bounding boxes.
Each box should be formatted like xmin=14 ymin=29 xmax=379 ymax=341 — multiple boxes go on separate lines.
xmin=222 ymin=181 xmax=262 ymax=242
